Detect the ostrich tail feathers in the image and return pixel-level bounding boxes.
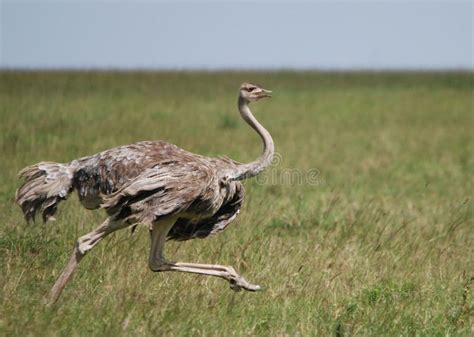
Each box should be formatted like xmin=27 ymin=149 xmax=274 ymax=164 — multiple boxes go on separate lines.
xmin=16 ymin=162 xmax=75 ymax=223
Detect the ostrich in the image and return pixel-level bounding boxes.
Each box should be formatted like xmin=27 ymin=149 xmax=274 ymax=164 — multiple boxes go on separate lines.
xmin=16 ymin=82 xmax=274 ymax=303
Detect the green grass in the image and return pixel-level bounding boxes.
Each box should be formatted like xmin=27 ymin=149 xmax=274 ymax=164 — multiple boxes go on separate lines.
xmin=0 ymin=71 xmax=473 ymax=336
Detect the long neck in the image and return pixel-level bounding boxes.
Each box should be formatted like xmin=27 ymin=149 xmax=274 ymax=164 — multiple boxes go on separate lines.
xmin=227 ymin=96 xmax=274 ymax=181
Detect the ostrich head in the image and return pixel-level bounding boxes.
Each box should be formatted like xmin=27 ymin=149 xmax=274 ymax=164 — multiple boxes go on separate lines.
xmin=239 ymin=83 xmax=272 ymax=103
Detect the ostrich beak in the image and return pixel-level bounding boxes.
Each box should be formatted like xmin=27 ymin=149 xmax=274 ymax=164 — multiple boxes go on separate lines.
xmin=258 ymin=89 xmax=272 ymax=99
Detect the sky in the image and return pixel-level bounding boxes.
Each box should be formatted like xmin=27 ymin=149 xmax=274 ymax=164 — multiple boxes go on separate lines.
xmin=1 ymin=1 xmax=472 ymax=70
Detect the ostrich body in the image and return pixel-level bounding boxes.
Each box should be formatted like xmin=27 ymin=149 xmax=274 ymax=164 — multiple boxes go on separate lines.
xmin=16 ymin=83 xmax=274 ymax=303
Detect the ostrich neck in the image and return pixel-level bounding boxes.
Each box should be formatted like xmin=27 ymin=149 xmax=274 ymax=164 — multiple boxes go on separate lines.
xmin=227 ymin=96 xmax=275 ymax=181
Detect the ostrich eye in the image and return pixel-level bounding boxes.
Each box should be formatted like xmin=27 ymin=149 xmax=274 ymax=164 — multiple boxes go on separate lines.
xmin=248 ymin=87 xmax=256 ymax=92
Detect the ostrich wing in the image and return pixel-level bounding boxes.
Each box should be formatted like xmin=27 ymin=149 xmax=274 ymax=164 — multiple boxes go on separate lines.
xmin=101 ymin=161 xmax=215 ymax=224
xmin=167 ymin=181 xmax=244 ymax=241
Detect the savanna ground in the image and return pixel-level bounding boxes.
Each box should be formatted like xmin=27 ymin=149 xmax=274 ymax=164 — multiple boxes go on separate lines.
xmin=0 ymin=71 xmax=473 ymax=336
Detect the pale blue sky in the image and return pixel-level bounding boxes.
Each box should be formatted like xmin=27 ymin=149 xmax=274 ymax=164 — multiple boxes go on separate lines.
xmin=1 ymin=1 xmax=472 ymax=70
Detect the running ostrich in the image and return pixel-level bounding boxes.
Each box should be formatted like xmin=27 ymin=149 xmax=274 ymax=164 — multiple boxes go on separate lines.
xmin=16 ymin=83 xmax=273 ymax=303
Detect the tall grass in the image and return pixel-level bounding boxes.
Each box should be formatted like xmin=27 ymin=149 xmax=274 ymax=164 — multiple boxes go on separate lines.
xmin=0 ymin=71 xmax=472 ymax=336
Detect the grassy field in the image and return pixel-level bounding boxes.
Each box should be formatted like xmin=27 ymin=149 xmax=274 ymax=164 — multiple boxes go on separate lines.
xmin=0 ymin=71 xmax=473 ymax=336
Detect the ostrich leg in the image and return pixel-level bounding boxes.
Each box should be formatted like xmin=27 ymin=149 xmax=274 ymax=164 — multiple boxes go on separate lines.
xmin=48 ymin=218 xmax=126 ymax=304
xmin=148 ymin=220 xmax=261 ymax=291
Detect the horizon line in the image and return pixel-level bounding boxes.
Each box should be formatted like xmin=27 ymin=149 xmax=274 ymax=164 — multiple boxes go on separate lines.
xmin=1 ymin=66 xmax=473 ymax=73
